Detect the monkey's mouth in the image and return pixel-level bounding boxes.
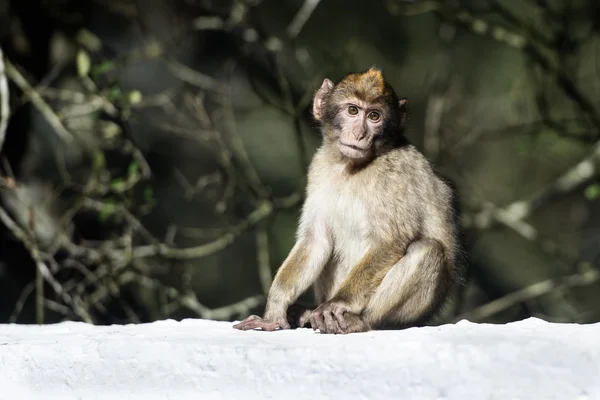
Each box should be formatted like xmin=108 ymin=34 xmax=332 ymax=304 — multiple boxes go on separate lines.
xmin=339 ymin=142 xmax=368 ymax=152
xmin=338 ymin=142 xmax=369 ymax=159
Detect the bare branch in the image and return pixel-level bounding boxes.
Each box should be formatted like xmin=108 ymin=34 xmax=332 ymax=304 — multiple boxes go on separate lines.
xmin=423 ymin=94 xmax=445 ymax=160
xmin=454 ymin=268 xmax=600 ymax=323
xmin=207 ymin=295 xmax=264 ymax=320
xmin=82 ymin=198 xmax=159 ymax=245
xmin=286 ymin=0 xmax=321 ymax=39
xmin=131 ymin=200 xmax=273 ymax=260
xmin=4 ymin=59 xmax=73 ymax=143
xmin=0 ymin=46 xmax=9 ymax=153
xmin=132 ymin=272 xmax=264 ymax=320
xmin=192 ymin=16 xmax=225 ymax=31
xmin=465 ymin=140 xmax=600 ymax=241
xmin=35 ymin=260 xmax=44 ymax=324
xmin=9 ymin=281 xmax=35 ymax=323
xmin=85 ymin=270 xmax=264 ymax=321
xmin=166 ymin=60 xmax=223 ymax=92
xmin=45 ymin=299 xmax=71 ymax=316
xmin=255 ymin=221 xmax=272 ymax=295
xmin=219 ymin=61 xmax=270 ymax=199
xmin=0 ymin=206 xmax=93 ymax=323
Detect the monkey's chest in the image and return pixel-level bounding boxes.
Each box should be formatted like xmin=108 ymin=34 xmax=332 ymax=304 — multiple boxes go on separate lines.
xmin=313 ymin=194 xmax=374 ymax=300
xmin=325 ymin=195 xmax=373 ymax=266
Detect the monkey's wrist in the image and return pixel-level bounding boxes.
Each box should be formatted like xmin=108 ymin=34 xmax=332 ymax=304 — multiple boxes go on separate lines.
xmin=328 ymin=296 xmax=364 ymax=314
xmin=263 ymin=306 xmax=287 ymax=321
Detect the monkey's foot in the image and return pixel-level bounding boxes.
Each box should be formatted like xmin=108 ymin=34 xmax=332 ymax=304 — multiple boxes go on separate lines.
xmin=232 ymin=315 xmax=291 ymax=331
xmin=310 ymin=301 xmax=371 ymax=334
xmin=286 ymin=304 xmax=313 ymax=329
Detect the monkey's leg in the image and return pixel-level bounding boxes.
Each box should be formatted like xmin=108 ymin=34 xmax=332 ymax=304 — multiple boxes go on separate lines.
xmin=310 ymin=248 xmax=403 ymax=334
xmin=364 ymin=238 xmax=450 ymax=329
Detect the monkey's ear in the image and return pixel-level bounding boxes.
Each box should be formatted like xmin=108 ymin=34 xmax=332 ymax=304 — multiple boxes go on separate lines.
xmin=398 ymin=98 xmax=408 ymax=130
xmin=313 ymin=78 xmax=334 ymax=121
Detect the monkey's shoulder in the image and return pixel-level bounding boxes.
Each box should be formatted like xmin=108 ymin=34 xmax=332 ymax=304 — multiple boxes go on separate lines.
xmin=384 ymin=143 xmax=424 ymax=161
xmin=376 ymin=145 xmax=452 ymax=197
xmin=378 ymin=145 xmax=436 ymax=178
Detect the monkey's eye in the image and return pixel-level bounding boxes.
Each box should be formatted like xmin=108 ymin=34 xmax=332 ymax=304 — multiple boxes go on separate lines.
xmin=368 ymin=111 xmax=381 ymax=122
xmin=348 ymin=105 xmax=359 ymax=115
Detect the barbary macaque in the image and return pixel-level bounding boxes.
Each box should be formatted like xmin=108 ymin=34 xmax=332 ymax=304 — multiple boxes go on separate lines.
xmin=234 ymin=67 xmax=462 ymax=334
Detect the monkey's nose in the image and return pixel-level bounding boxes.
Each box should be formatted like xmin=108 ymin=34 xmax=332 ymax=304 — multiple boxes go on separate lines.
xmin=353 ymin=129 xmax=366 ymax=140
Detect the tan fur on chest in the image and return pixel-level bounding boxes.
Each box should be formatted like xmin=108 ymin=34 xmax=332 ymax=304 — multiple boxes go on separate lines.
xmin=306 ymin=163 xmax=376 ymax=299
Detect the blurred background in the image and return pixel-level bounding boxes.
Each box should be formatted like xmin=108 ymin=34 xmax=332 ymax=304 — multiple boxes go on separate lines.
xmin=0 ymin=0 xmax=598 ymax=327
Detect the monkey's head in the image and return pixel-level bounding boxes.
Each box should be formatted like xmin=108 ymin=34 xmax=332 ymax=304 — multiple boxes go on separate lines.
xmin=312 ymin=67 xmax=408 ymax=164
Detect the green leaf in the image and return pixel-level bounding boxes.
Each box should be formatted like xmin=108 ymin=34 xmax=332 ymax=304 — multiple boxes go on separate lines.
xmin=93 ymin=151 xmax=105 ymax=170
xmin=76 ymin=50 xmax=91 ymax=77
xmin=107 ymin=85 xmax=122 ymax=101
xmin=128 ymin=90 xmax=143 ymax=105
xmin=110 ymin=177 xmax=126 ymax=192
xmin=91 ymin=60 xmax=114 ymax=78
xmin=127 ymin=161 xmax=139 ymax=179
xmin=102 ymin=121 xmax=121 ymax=139
xmin=144 ymin=185 xmax=155 ymax=205
xmin=76 ymin=29 xmax=102 ymax=51
xmin=98 ymin=201 xmax=115 ymax=221
xmin=584 ymin=183 xmax=600 ymax=200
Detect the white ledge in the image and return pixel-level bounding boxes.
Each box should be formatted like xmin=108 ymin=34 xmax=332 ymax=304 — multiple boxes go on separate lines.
xmin=0 ymin=317 xmax=598 ymax=399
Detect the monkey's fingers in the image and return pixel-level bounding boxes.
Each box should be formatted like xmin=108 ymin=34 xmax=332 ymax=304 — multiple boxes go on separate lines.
xmin=258 ymin=321 xmax=282 ymax=331
xmin=322 ymin=311 xmax=342 ymax=334
xmin=310 ymin=311 xmax=326 ymax=334
xmin=235 ymin=315 xmax=293 ymax=331
xmin=332 ymin=309 xmax=348 ymax=331
xmin=232 ymin=315 xmax=262 ymax=330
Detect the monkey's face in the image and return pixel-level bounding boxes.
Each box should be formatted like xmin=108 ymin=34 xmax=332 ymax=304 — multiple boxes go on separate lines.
xmin=332 ymin=100 xmax=384 ymax=161
xmin=312 ymin=68 xmax=407 ymax=164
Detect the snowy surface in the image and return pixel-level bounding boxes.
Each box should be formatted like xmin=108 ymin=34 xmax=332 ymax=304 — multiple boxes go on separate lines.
xmin=0 ymin=318 xmax=599 ymax=400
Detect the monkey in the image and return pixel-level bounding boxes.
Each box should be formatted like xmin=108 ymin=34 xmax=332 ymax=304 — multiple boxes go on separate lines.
xmin=233 ymin=67 xmax=463 ymax=334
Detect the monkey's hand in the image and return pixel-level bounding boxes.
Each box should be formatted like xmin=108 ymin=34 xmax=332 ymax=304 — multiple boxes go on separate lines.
xmin=232 ymin=314 xmax=291 ymax=331
xmin=310 ymin=300 xmax=371 ymax=334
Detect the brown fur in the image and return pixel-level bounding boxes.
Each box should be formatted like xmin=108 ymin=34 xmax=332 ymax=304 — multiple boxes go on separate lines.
xmin=233 ymin=67 xmax=463 ymax=334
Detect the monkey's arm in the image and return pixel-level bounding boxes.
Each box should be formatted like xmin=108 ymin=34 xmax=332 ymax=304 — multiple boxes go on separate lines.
xmin=233 ymin=232 xmax=332 ymax=331
xmin=265 ymin=235 xmax=332 ymax=318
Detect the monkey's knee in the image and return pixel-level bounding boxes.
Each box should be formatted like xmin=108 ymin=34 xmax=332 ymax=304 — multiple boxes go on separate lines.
xmin=342 ymin=313 xmax=371 ymax=334
xmin=364 ymin=238 xmax=448 ymax=328
xmin=405 ymin=238 xmax=444 ymax=260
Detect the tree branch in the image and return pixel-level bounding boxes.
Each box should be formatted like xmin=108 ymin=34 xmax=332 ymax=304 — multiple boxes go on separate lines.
xmin=4 ymin=59 xmax=73 ymax=143
xmin=0 ymin=46 xmax=9 ymax=154
xmin=131 ymin=200 xmax=273 ymax=260
xmin=286 ymin=0 xmax=321 ymax=39
xmin=454 ymin=268 xmax=600 ymax=323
